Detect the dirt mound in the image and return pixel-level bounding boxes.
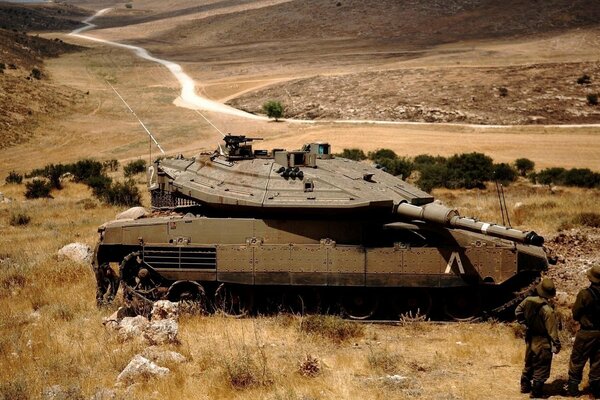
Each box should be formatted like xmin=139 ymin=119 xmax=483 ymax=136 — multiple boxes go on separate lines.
xmin=545 ymin=228 xmax=600 ymax=296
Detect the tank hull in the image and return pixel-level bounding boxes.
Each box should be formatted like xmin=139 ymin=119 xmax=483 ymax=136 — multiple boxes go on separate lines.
xmin=96 ymin=215 xmax=547 ymax=319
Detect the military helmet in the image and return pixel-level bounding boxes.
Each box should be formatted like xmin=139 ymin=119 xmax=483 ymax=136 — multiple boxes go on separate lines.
xmin=587 ymin=265 xmax=600 ymax=284
xmin=536 ymin=278 xmax=556 ymax=298
xmin=138 ymin=268 xmax=149 ymax=279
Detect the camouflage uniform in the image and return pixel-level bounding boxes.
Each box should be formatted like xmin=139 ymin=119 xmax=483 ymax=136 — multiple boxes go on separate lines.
xmin=95 ymin=262 xmax=119 ymax=306
xmin=515 ymin=278 xmax=560 ymax=398
xmin=567 ymin=265 xmax=600 ymax=398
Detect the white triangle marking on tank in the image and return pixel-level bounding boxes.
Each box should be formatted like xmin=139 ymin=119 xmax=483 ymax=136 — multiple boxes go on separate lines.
xmin=444 ymin=252 xmax=465 ymax=274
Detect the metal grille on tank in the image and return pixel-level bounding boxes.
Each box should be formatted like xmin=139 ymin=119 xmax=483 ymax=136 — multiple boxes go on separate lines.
xmin=142 ymin=246 xmax=216 ymax=269
xmin=151 ymin=190 xmax=200 ymax=208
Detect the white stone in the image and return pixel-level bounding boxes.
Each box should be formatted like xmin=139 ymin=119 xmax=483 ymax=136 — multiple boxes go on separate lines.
xmin=116 ymin=207 xmax=149 ymax=220
xmin=151 ymin=300 xmax=179 ymax=321
xmin=143 ymin=347 xmax=187 ymax=365
xmin=57 ymin=242 xmax=93 ymax=264
xmin=144 ymin=319 xmax=179 ymax=345
xmin=117 ymin=355 xmax=170 ymax=383
xmin=117 ymin=316 xmax=150 ymax=340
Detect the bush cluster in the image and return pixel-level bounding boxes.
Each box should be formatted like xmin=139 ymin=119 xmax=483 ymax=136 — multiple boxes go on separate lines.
xmin=25 ymin=179 xmax=52 ymax=199
xmin=5 ymin=171 xmax=23 ymax=184
xmin=25 ymin=159 xmax=142 ymax=206
xmin=123 ymin=159 xmax=147 ymax=178
xmin=531 ymin=167 xmax=600 ymax=188
xmin=338 ymin=148 xmax=599 ymax=191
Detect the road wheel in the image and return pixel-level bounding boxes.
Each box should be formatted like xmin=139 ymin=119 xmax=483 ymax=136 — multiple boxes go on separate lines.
xmin=340 ymin=289 xmax=379 ymax=320
xmin=392 ymin=289 xmax=433 ymax=319
xmin=214 ymin=284 xmax=254 ymax=317
xmin=442 ymin=288 xmax=482 ymax=321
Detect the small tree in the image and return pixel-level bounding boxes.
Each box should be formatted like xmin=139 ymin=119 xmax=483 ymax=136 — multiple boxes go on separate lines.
xmin=498 ymin=87 xmax=508 ymax=97
xmin=263 ymin=100 xmax=284 ymax=121
xmin=514 ymin=158 xmax=535 ymax=177
xmin=339 ymin=148 xmax=367 ymax=161
xmin=493 ymin=163 xmax=517 ymax=184
xmin=587 ymin=93 xmax=598 ymax=106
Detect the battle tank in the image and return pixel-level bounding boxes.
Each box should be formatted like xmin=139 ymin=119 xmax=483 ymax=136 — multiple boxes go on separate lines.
xmin=94 ymin=135 xmax=548 ymax=320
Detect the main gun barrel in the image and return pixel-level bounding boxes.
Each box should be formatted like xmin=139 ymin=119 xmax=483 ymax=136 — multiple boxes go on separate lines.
xmin=395 ymin=202 xmax=544 ymax=246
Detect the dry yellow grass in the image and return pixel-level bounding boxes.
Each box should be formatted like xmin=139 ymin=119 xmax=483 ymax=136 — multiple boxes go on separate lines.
xmin=1 ymin=178 xmax=593 ymax=399
xmin=433 ymin=182 xmax=600 ymax=236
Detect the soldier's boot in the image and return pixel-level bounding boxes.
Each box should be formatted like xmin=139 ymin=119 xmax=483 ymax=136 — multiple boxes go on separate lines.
xmin=520 ymin=376 xmax=532 ymax=394
xmin=565 ymin=380 xmax=580 ymax=397
xmin=530 ymin=381 xmax=547 ymax=399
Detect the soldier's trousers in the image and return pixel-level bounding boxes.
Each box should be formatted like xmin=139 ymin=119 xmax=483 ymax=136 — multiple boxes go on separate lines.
xmin=522 ymin=338 xmax=553 ymax=383
xmin=568 ymin=330 xmax=600 ymax=385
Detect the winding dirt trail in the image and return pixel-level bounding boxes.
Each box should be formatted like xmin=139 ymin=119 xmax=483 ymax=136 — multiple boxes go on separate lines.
xmin=69 ymin=6 xmax=600 ymax=132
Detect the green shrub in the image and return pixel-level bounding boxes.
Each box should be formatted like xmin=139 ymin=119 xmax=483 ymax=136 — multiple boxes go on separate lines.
xmin=70 ymin=159 xmax=103 ymax=183
xmin=86 ymin=174 xmax=113 ymax=197
xmin=413 ymin=154 xmax=447 ymax=167
xmin=498 ymin=87 xmax=508 ymax=97
xmin=338 ymin=148 xmax=367 ymax=161
xmin=416 ymin=163 xmax=449 ymax=192
xmin=493 ymin=163 xmax=517 ymax=184
xmin=445 ymin=152 xmax=494 ymax=189
xmin=534 ymin=167 xmax=566 ymax=186
xmin=377 ymin=156 xmax=414 ymax=178
xmin=98 ymin=180 xmax=141 ymax=206
xmin=587 ymin=93 xmax=599 ymax=106
xmin=9 ymin=211 xmax=31 ymax=226
xmin=125 ymin=2 xmax=133 ymax=8
xmin=24 ymin=179 xmax=52 ymax=199
xmin=300 ymin=315 xmax=364 ymax=343
xmin=368 ymin=148 xmax=397 ymax=161
xmin=262 ymin=100 xmax=284 ymax=121
xmin=30 ymin=67 xmax=42 ymax=80
xmin=123 ymin=159 xmax=147 ymax=178
xmin=102 ymin=159 xmax=119 ymax=172
xmin=5 ymin=170 xmax=23 ymax=184
xmin=514 ymin=158 xmax=535 ymax=177
xmin=562 ymin=168 xmax=600 ymax=188
xmin=0 ymin=63 xmax=5 ymax=72
xmin=577 ymin=74 xmax=591 ymax=85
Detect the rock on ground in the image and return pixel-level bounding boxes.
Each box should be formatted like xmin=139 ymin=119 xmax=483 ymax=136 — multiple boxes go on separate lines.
xmin=143 ymin=347 xmax=187 ymax=365
xmin=117 ymin=355 xmax=170 ymax=383
xmin=57 ymin=242 xmax=93 ymax=264
xmin=144 ymin=318 xmax=179 ymax=345
xmin=116 ymin=315 xmax=150 ymax=340
xmin=151 ymin=300 xmax=179 ymax=320
xmin=116 ymin=207 xmax=149 ymax=220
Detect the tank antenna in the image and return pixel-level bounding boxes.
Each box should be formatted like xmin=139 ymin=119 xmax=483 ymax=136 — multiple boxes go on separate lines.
xmin=192 ymin=108 xmax=226 ymax=138
xmin=106 ymin=81 xmax=166 ymax=155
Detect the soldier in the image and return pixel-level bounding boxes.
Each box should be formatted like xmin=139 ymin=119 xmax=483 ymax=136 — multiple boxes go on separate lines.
xmin=515 ymin=278 xmax=561 ymax=398
xmin=566 ymin=265 xmax=600 ymax=398
xmin=95 ymin=262 xmax=119 ymax=306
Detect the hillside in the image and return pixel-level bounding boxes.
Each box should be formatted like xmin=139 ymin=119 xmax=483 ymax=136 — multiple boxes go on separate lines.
xmin=0 ymin=3 xmax=87 ymax=149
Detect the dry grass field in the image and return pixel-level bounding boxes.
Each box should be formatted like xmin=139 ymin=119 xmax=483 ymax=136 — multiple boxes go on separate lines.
xmin=1 ymin=0 xmax=600 ymax=398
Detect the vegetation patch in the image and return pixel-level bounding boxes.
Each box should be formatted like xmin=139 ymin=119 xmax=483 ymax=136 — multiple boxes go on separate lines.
xmin=299 ymin=315 xmax=364 ymax=343
xmin=5 ymin=170 xmax=23 ymax=184
xmin=9 ymin=210 xmax=31 ymax=226
xmin=123 ymin=159 xmax=147 ymax=178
